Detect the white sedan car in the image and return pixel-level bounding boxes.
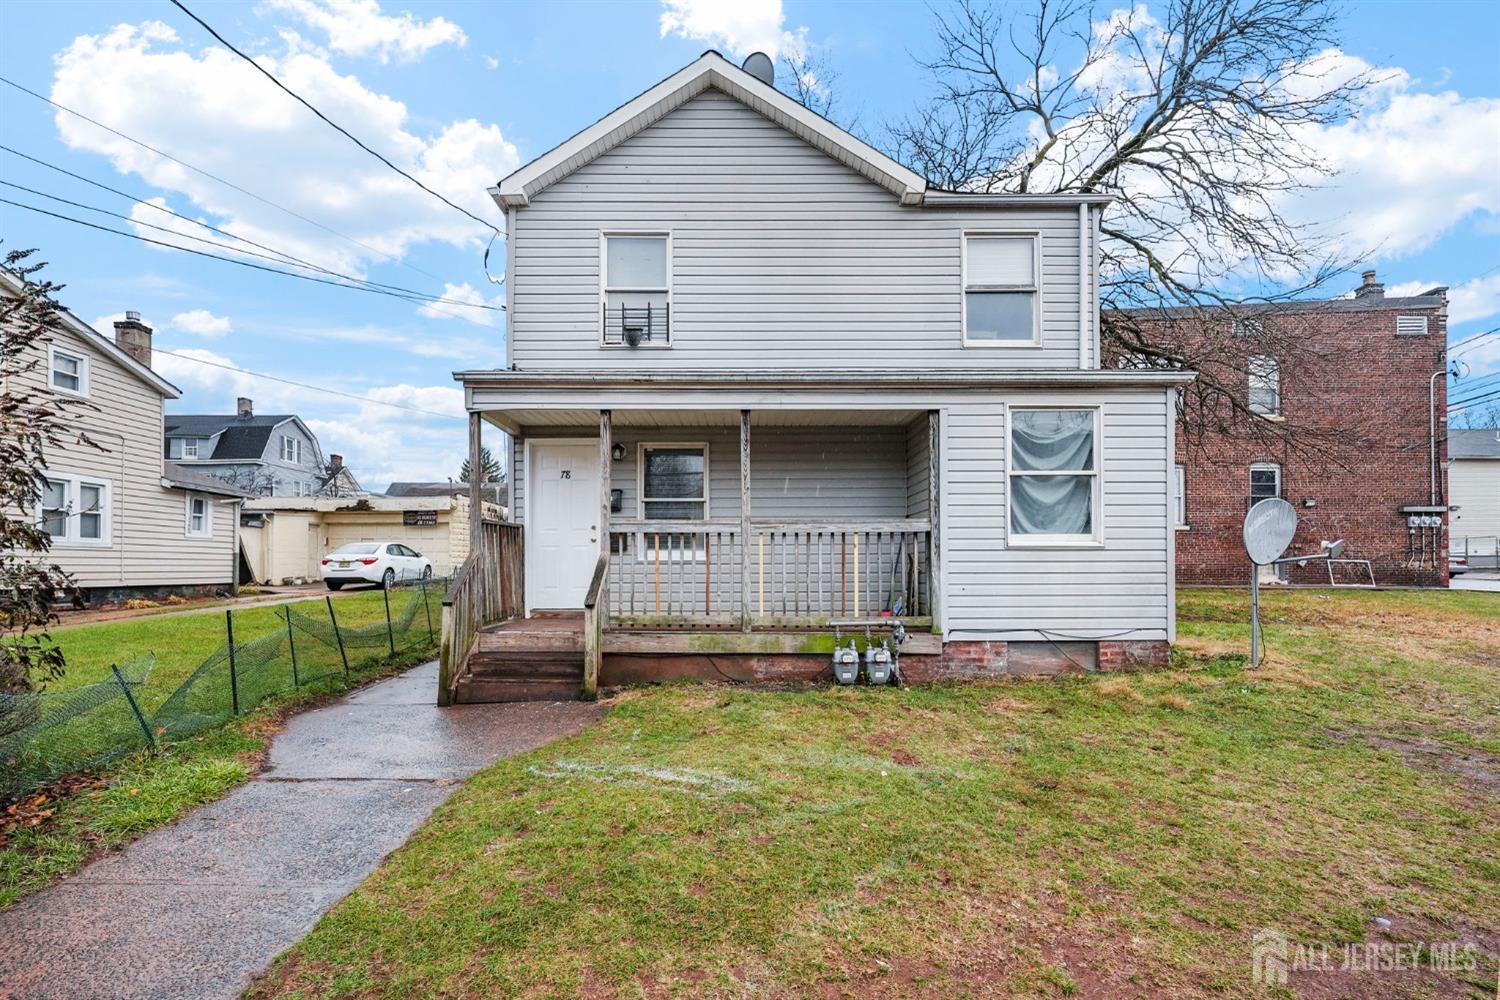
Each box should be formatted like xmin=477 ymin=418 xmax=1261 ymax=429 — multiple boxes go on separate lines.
xmin=321 ymin=541 xmax=433 ymax=590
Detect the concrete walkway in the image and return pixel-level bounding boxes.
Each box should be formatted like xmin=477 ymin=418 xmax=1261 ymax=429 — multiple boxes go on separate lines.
xmin=0 ymin=661 xmax=603 ymax=1000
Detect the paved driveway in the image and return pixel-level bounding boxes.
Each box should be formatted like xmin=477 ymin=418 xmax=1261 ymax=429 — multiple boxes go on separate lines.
xmin=0 ymin=661 xmax=603 ymax=1000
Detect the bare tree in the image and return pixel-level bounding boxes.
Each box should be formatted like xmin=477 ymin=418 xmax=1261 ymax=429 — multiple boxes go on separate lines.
xmin=1450 ymin=399 xmax=1500 ymax=431
xmin=1 ymin=250 xmax=103 ymax=733
xmin=779 ymin=48 xmax=840 ymax=122
xmin=890 ymin=0 xmax=1380 ymax=454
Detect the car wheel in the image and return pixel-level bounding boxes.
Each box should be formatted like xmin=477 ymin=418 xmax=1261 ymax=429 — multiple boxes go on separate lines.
xmin=326 ymin=581 xmax=344 ymax=591
xmin=382 ymin=568 xmax=396 ymax=590
xmin=422 ymin=565 xmax=433 ymax=581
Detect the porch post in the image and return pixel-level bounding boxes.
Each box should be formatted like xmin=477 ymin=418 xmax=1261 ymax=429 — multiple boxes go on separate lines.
xmin=468 ymin=411 xmax=483 ymax=556
xmin=598 ymin=410 xmax=612 ymax=556
xmin=928 ymin=409 xmax=943 ymax=631
xmin=740 ymin=409 xmax=752 ymax=632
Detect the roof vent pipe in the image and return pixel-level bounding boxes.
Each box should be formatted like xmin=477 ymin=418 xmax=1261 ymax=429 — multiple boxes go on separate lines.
xmin=742 ymin=52 xmax=774 ymax=87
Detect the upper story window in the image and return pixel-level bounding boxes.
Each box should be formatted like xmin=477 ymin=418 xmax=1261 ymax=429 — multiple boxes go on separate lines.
xmin=38 ymin=472 xmax=110 ymax=546
xmin=49 ymin=346 xmax=88 ymax=396
xmin=182 ymin=438 xmax=200 ymax=459
xmin=280 ymin=435 xmax=302 ymax=464
xmin=963 ymin=233 xmax=1040 ymax=346
xmin=1008 ymin=408 xmax=1100 ymax=545
xmin=602 ymin=233 xmax=670 ymax=347
xmin=1248 ymin=355 xmax=1281 ymax=416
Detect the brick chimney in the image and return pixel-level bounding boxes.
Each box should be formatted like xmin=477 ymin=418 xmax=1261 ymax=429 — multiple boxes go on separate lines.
xmin=329 ymin=453 xmax=343 ymax=470
xmin=1355 ymin=269 xmax=1385 ymax=299
xmin=113 ymin=311 xmax=153 ymax=368
xmin=237 ymin=396 xmax=253 ymax=418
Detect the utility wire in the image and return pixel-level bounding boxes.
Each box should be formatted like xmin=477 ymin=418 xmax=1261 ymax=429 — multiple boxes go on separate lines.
xmin=2 ymin=197 xmax=498 ymax=320
xmin=0 ymin=73 xmax=446 ymax=283
xmin=0 ymin=176 xmax=501 ymax=313
xmin=1449 ymin=327 xmax=1498 ymax=358
xmin=1448 ymin=387 xmax=1500 ymax=410
xmin=168 ymin=0 xmax=502 ymax=239
xmin=153 ymin=347 xmax=464 ymax=421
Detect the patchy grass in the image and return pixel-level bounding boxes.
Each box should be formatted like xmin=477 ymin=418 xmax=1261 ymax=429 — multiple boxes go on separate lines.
xmin=1 ymin=588 xmax=437 ymax=910
xmin=251 ymin=588 xmax=1499 ymax=999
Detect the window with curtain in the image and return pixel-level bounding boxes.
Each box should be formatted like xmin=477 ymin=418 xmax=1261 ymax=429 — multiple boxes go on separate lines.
xmin=641 ymin=445 xmax=706 ymax=520
xmin=1248 ymin=355 xmax=1281 ymax=415
xmin=1009 ymin=409 xmax=1099 ymax=541
xmin=50 ymin=348 xmax=87 ymax=395
xmin=964 ymin=234 xmax=1038 ymax=344
xmin=603 ymin=233 xmax=670 ymax=345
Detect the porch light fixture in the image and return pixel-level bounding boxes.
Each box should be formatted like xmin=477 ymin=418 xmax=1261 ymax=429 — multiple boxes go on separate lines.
xmin=611 ymin=443 xmax=626 ymax=462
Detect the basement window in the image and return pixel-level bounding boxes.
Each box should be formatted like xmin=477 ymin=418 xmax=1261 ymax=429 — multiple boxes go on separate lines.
xmin=963 ymin=233 xmax=1040 ymax=346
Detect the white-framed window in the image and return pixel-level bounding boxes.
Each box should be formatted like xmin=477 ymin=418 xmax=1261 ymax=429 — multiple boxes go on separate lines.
xmin=962 ymin=232 xmax=1040 ymax=346
xmin=1248 ymin=355 xmax=1281 ymax=416
xmin=1174 ymin=463 xmax=1187 ymax=527
xmin=639 ymin=443 xmax=708 ymax=520
xmin=36 ymin=472 xmax=111 ymax=546
xmin=49 ymin=346 xmax=89 ymax=396
xmin=185 ymin=494 xmax=213 ymax=538
xmin=1232 ymin=317 xmax=1263 ymax=338
xmin=1250 ymin=462 xmax=1282 ymax=507
xmin=280 ymin=435 xmax=302 ymax=464
xmin=182 ymin=439 xmax=200 ymax=459
xmin=601 ymin=232 xmax=671 ymax=347
xmin=1395 ymin=315 xmax=1429 ymax=337
xmin=1007 ymin=408 xmax=1101 ymax=545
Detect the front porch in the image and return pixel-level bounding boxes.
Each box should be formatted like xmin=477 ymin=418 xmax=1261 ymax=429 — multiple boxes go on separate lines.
xmin=439 ymin=406 xmax=941 ymax=703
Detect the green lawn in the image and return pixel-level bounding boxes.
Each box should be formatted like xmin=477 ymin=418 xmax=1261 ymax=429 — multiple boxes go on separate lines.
xmin=1 ymin=586 xmax=439 ymax=909
xmin=250 ymin=588 xmax=1498 ymax=999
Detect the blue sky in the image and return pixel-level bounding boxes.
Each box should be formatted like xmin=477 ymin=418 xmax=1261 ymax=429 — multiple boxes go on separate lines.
xmin=2 ymin=0 xmax=1497 ymax=488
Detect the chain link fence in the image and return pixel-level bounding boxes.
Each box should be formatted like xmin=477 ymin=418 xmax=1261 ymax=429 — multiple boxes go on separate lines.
xmin=1 ymin=580 xmax=444 ymax=799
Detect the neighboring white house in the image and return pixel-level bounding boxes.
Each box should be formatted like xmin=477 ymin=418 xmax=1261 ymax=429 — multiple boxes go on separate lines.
xmin=2 ymin=274 xmax=251 ymax=601
xmin=1450 ymin=428 xmax=1500 ymax=567
xmin=441 ymin=50 xmax=1193 ymax=701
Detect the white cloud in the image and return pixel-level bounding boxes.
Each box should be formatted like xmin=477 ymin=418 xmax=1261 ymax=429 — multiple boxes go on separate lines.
xmin=91 ymin=311 xmax=158 ymax=335
xmin=156 ymin=345 xmax=468 ymax=487
xmin=1387 ymin=273 xmax=1500 ymax=327
xmin=659 ymin=0 xmax=807 ymax=61
xmin=51 ymin=21 xmax=518 ymax=277
xmin=261 ymin=0 xmax=467 ymax=63
xmin=170 ymin=309 xmax=232 ymax=338
xmin=417 ymin=281 xmax=503 ymax=327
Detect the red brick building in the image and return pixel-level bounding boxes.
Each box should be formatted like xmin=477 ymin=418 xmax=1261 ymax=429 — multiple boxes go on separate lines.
xmin=1136 ymin=272 xmax=1450 ymax=587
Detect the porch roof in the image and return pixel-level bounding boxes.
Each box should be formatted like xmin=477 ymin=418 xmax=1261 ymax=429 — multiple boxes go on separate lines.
xmin=456 ymin=368 xmax=1196 ymax=390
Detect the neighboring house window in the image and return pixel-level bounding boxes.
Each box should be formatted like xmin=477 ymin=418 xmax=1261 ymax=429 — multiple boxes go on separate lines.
xmin=182 ymin=439 xmax=199 ymax=459
xmin=1174 ymin=464 xmax=1187 ymax=527
xmin=36 ymin=472 xmax=110 ymax=546
xmin=1232 ymin=317 xmax=1263 ymax=338
xmin=1248 ymin=355 xmax=1281 ymax=416
xmin=602 ymin=233 xmax=670 ymax=346
xmin=963 ymin=233 xmax=1039 ymax=345
xmin=49 ymin=347 xmax=88 ymax=396
xmin=280 ymin=435 xmax=302 ymax=464
xmin=640 ymin=444 xmax=707 ymax=520
xmin=1395 ymin=315 xmax=1429 ymax=336
xmin=1008 ymin=409 xmax=1100 ymax=544
xmin=185 ymin=494 xmax=213 ymax=538
xmin=1250 ymin=462 xmax=1282 ymax=507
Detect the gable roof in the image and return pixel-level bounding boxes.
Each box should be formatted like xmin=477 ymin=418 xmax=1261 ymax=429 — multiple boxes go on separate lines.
xmin=0 ymin=269 xmax=180 ymax=398
xmin=1451 ymin=428 xmax=1500 ymax=459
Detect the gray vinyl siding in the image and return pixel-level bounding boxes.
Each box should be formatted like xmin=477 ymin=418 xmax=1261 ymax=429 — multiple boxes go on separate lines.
xmin=905 ymin=420 xmax=931 ymax=519
xmin=511 ymin=90 xmax=1087 ymax=370
xmin=173 ymin=420 xmax=324 ymax=497
xmin=16 ymin=323 xmax=237 ymax=589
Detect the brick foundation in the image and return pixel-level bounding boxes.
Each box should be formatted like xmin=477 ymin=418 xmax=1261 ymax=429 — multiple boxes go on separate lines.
xmin=1098 ymin=640 xmax=1171 ymax=672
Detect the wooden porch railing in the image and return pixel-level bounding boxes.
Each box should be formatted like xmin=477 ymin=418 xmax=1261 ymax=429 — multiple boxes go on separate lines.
xmin=438 ymin=519 xmax=523 ymax=704
xmin=606 ymin=518 xmax=931 ymax=629
xmin=581 ymin=551 xmax=608 ymax=699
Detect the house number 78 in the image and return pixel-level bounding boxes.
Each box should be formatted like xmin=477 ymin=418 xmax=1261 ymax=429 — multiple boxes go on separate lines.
xmin=560 ymin=470 xmax=572 ymax=479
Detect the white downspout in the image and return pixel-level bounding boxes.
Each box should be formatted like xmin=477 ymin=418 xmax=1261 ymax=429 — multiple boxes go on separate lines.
xmin=1078 ymin=202 xmax=1089 ymax=369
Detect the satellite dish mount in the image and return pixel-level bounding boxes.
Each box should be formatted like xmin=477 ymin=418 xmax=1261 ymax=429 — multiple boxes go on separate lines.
xmin=1241 ymin=499 xmax=1345 ymax=667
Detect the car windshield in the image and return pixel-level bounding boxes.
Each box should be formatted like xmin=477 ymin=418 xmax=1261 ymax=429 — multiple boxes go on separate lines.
xmin=331 ymin=543 xmax=381 ymax=556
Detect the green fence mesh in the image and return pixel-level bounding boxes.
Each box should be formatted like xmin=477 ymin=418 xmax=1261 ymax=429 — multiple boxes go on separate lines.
xmin=1 ymin=580 xmax=444 ymax=799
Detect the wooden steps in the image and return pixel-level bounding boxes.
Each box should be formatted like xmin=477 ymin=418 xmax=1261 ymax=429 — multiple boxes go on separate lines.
xmin=452 ymin=614 xmax=585 ymax=703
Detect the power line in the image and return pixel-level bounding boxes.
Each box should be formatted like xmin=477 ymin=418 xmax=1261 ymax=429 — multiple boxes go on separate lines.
xmin=168 ymin=0 xmax=502 ymax=239
xmin=0 ymin=73 xmax=446 ymax=283
xmin=1449 ymin=327 xmax=1498 ymax=358
xmin=1 ymin=196 xmax=500 ymax=319
xmin=154 ymin=347 xmax=464 ymax=421
xmin=1448 ymin=387 xmax=1500 ymax=410
xmin=0 ymin=176 xmax=501 ymax=314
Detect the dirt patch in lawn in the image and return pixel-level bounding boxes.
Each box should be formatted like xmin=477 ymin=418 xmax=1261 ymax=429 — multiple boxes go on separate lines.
xmin=1361 ymin=733 xmax=1500 ymax=793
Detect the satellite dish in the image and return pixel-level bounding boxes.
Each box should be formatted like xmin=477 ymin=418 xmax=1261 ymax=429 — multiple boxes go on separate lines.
xmin=1243 ymin=498 xmax=1297 ymax=565
xmin=742 ymin=52 xmax=774 ymax=86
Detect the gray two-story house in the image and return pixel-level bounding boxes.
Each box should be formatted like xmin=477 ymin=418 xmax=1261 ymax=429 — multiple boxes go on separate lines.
xmin=442 ymin=51 xmax=1193 ymax=703
xmin=164 ymin=398 xmax=359 ymax=498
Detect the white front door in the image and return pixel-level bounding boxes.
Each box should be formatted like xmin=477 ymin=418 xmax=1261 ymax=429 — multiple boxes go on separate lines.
xmin=528 ymin=441 xmax=601 ymax=610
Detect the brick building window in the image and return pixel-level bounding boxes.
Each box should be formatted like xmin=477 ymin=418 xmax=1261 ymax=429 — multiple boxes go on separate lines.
xmin=1248 ymin=355 xmax=1281 ymax=416
xmin=1173 ymin=464 xmax=1187 ymax=527
xmin=1249 ymin=463 xmax=1281 ymax=507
